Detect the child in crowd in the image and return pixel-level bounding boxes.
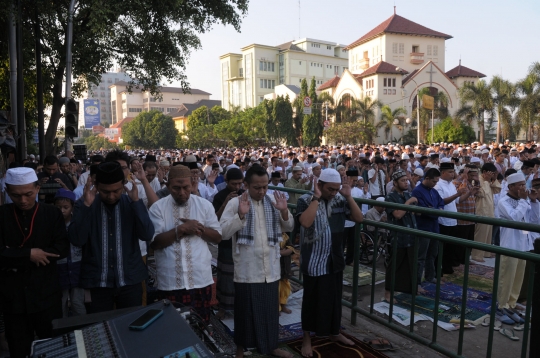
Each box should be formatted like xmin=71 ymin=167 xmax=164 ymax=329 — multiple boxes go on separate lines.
xmin=279 ymin=233 xmax=294 ymax=314
xmin=54 ymin=189 xmax=86 ymax=317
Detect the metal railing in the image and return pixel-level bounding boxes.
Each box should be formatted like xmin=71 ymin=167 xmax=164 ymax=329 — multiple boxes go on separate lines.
xmin=271 ymin=185 xmax=540 ymax=358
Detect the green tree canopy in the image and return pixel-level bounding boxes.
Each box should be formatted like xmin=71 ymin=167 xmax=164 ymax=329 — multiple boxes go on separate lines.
xmin=83 ymin=135 xmax=119 ymax=151
xmin=0 ymin=0 xmax=248 ymax=155
xmin=122 ymin=110 xmax=178 ymax=148
xmin=426 ymin=117 xmax=476 ymax=144
xmin=302 ymin=77 xmax=322 ymax=147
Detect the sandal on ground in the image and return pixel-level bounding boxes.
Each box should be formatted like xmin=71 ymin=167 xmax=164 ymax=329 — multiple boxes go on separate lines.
xmin=514 ymin=323 xmax=529 ymax=331
xmin=363 ymin=338 xmax=395 ymax=351
xmin=499 ymin=328 xmax=519 ymax=341
xmin=496 ymin=310 xmax=516 ymax=325
xmin=481 ymin=317 xmax=502 ymax=330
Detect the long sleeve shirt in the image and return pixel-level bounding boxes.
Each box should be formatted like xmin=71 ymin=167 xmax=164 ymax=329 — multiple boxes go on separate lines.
xmin=411 ymin=183 xmax=445 ymax=233
xmin=434 ymin=179 xmax=459 ymax=226
xmin=498 ymin=194 xmax=540 ymax=252
xmin=149 ymin=195 xmax=222 ymax=291
xmin=0 ymin=203 xmax=69 ymax=314
xmin=219 ymin=196 xmax=294 ymax=284
xmin=284 ymin=178 xmax=311 ymax=205
xmin=476 ymin=176 xmax=501 ymax=217
xmin=69 ymin=196 xmax=154 ymax=288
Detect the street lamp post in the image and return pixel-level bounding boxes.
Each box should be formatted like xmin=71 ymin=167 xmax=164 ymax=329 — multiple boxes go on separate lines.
xmin=394 ymin=117 xmax=412 ymax=145
xmin=396 ymin=67 xmax=420 ymax=144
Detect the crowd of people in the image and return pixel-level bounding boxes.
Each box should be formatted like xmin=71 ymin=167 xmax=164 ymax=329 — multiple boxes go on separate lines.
xmin=0 ymin=139 xmax=537 ymax=357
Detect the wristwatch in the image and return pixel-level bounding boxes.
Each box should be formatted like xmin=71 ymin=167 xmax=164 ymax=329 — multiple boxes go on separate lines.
xmin=311 ymin=195 xmax=320 ymax=202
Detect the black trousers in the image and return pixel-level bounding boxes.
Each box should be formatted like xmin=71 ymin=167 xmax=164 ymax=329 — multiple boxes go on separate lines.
xmin=86 ymin=283 xmax=142 ymax=314
xmin=344 ymin=226 xmax=356 ymax=265
xmin=302 ymin=271 xmax=343 ymax=336
xmin=455 ymin=224 xmax=475 ymax=264
xmin=4 ymin=304 xmax=61 ymax=358
xmin=440 ymin=225 xmax=460 ymax=275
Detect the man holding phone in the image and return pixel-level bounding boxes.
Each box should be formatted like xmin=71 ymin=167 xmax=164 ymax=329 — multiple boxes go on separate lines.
xmin=37 ymin=156 xmax=73 ymax=204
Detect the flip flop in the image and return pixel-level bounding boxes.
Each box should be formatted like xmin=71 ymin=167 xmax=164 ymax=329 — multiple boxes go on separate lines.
xmin=481 ymin=317 xmax=502 ymax=330
xmin=499 ymin=328 xmax=519 ymax=341
xmin=363 ymin=338 xmax=395 ymax=351
xmin=514 ymin=324 xmax=526 ymax=331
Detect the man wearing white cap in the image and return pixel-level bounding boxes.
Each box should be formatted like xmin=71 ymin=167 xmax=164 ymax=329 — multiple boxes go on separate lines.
xmin=496 ymin=173 xmax=539 ymax=322
xmin=297 ymin=169 xmax=363 ymax=356
xmin=0 ymin=167 xmax=69 ymax=357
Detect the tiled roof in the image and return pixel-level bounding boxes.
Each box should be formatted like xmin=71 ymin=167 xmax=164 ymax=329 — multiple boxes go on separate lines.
xmin=276 ymin=41 xmax=304 ymax=52
xmin=317 ymin=76 xmax=341 ymax=91
xmin=111 ymin=117 xmax=135 ymax=128
xmin=446 ymin=63 xmax=486 ymax=79
xmin=402 ymin=69 xmax=419 ymax=85
xmin=169 ymin=99 xmax=222 ymax=118
xmin=346 ymin=14 xmax=452 ymax=49
xmin=354 ymin=61 xmax=408 ymax=79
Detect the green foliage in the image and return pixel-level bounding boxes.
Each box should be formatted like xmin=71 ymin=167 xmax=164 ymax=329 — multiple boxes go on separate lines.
xmin=325 ymin=121 xmax=377 ymax=145
xmin=302 ymin=77 xmax=322 ymax=147
xmin=425 ymin=117 xmax=476 ymax=144
xmin=122 ymin=110 xmax=178 ymax=148
xmin=84 ymin=135 xmax=119 ymax=151
xmin=183 ymin=124 xmax=216 ymax=149
xmin=272 ymin=96 xmax=297 ymax=146
xmin=0 ymin=0 xmax=248 ymax=155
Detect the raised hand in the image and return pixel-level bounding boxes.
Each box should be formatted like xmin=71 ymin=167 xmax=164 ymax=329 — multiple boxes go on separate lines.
xmin=157 ymin=167 xmax=165 ymax=183
xmin=238 ymin=192 xmax=250 ymax=219
xmin=124 ymin=181 xmax=139 ymax=202
xmin=339 ymin=177 xmax=352 ymax=198
xmin=207 ymin=169 xmax=218 ymax=186
xmin=529 ymin=188 xmax=538 ymax=202
xmin=83 ymin=176 xmax=97 ymax=207
xmin=272 ymin=191 xmax=288 ymax=212
xmin=132 ymin=163 xmax=147 ymax=183
xmin=313 ymin=178 xmax=322 ymax=198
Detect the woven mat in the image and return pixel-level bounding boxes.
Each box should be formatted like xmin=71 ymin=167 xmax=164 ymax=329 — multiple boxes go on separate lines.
xmin=420 ymin=282 xmax=493 ymax=314
xmin=343 ymin=264 xmax=385 ymax=286
xmin=454 ymin=263 xmax=495 ymax=279
xmin=444 ymin=270 xmax=494 ymax=292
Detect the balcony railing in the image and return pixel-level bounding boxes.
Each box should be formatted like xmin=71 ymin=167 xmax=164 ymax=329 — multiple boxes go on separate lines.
xmin=359 ymin=58 xmax=370 ymax=70
xmin=410 ymin=52 xmax=424 ymax=64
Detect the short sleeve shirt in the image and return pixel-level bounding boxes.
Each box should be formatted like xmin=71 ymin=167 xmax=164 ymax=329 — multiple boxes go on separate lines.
xmin=296 ymin=193 xmax=350 ymax=277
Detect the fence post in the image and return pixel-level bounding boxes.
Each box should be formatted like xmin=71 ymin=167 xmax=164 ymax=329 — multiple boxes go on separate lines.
xmin=530 ymin=240 xmax=540 ymax=358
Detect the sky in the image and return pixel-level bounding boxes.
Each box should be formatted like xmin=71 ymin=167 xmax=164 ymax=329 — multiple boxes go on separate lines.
xmin=175 ymin=0 xmax=540 ymax=100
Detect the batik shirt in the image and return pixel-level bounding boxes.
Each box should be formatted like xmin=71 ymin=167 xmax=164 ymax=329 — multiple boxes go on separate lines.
xmin=296 ymin=193 xmax=350 ymax=277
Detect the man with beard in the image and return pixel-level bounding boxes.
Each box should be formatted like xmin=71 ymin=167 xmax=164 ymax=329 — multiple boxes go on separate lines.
xmin=149 ymin=165 xmax=222 ymax=322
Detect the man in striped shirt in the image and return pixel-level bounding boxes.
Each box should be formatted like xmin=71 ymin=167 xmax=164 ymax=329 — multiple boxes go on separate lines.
xmin=297 ymin=169 xmax=363 ymax=357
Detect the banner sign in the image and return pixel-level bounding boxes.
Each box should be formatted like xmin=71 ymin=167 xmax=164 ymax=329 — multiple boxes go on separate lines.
xmin=83 ymin=99 xmax=101 ymax=128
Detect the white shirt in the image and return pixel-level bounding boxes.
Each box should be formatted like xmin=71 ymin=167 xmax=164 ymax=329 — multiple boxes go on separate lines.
xmin=150 ymin=177 xmax=161 ymax=193
xmin=149 ymin=195 xmax=222 ymax=290
xmin=77 ymin=171 xmax=90 ymax=188
xmin=198 ymin=182 xmax=218 ymax=202
xmin=345 ymin=187 xmax=367 ymax=227
xmin=434 ymin=179 xmax=458 ymax=226
xmin=219 ymin=196 xmax=294 ymax=283
xmin=498 ymin=194 xmax=540 ymax=252
xmin=368 ymin=169 xmax=385 ymax=196
xmin=125 ymin=180 xmax=151 ymax=256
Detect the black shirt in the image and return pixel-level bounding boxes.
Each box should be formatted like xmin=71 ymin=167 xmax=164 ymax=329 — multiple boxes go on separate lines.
xmin=37 ymin=171 xmax=74 ymax=204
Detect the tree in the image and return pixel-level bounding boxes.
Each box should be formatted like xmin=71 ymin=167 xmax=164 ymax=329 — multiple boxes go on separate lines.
xmin=353 ymin=96 xmax=382 ymax=124
xmin=122 ymin=110 xmax=177 ymax=148
xmin=187 ymin=106 xmax=213 ymax=128
xmin=272 ymin=96 xmax=296 ymax=146
xmin=425 ymin=117 xmax=476 ymax=144
xmin=84 ymin=135 xmax=119 ymax=151
xmin=325 ymin=121 xmax=377 ymax=145
xmin=490 ymin=76 xmax=519 ymax=143
xmin=291 ymin=78 xmax=309 ymax=145
xmin=376 ymin=105 xmax=407 ymax=140
xmin=456 ymin=79 xmax=494 ymax=143
xmin=302 ymin=77 xmax=322 ymax=147
xmin=0 ymin=0 xmax=248 ymax=156
xmin=417 ymin=88 xmax=449 ymax=143
xmin=516 ymin=72 xmax=540 ymax=140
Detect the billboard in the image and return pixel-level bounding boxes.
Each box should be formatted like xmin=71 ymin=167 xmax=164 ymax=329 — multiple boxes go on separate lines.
xmin=83 ymin=99 xmax=101 ymax=128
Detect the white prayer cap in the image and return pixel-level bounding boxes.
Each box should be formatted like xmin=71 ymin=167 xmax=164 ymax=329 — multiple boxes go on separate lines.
xmin=292 ymin=166 xmax=303 ymax=172
xmin=319 ymin=168 xmax=342 ymax=184
xmin=401 ymin=153 xmax=409 ymax=160
xmin=481 ymin=149 xmax=489 ymax=154
xmin=453 ymin=150 xmax=459 ymax=155
xmin=474 ymin=150 xmax=482 ymax=155
xmin=316 ymin=158 xmax=324 ymax=163
xmin=405 ymin=145 xmax=410 ymax=149
xmin=185 ymin=155 xmax=197 ymax=162
xmin=470 ymin=157 xmax=481 ymax=163
xmin=440 ymin=158 xmax=451 ymax=163
xmin=376 ymin=196 xmax=385 ymax=202
xmin=6 ymin=167 xmax=38 ymax=185
xmin=414 ymin=154 xmax=422 ymax=158
xmin=507 ymin=173 xmax=526 ymax=185
xmin=413 ymin=168 xmax=424 ymax=176
xmin=312 ymin=163 xmax=321 ymax=168
xmin=29 ymin=154 xmax=35 ymax=159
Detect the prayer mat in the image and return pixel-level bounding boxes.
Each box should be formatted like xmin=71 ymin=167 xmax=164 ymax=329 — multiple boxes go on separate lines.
xmin=286 ymin=332 xmax=390 ymax=358
xmin=420 ymin=282 xmax=493 ymax=314
xmin=394 ymin=293 xmax=486 ymax=323
xmin=453 ymin=264 xmax=495 ymax=279
xmin=343 ymin=264 xmax=385 ymax=287
xmin=444 ymin=270 xmax=493 ymax=292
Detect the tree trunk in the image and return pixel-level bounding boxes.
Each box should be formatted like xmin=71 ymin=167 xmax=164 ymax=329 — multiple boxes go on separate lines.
xmin=45 ymin=67 xmax=66 ymax=156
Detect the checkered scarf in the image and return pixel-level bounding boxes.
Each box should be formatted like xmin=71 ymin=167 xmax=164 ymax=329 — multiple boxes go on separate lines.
xmin=236 ymin=194 xmax=282 ymax=247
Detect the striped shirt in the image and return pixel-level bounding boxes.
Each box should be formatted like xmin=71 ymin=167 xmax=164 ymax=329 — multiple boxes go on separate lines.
xmin=297 ymin=193 xmax=350 ymax=277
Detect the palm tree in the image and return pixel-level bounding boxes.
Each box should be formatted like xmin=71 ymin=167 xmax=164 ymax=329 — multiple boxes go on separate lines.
xmin=457 ymin=79 xmax=494 ymax=143
xmin=516 ymin=73 xmax=540 ymax=140
xmin=317 ymin=91 xmax=336 ymax=123
xmin=490 ymin=76 xmax=519 ymax=143
xmin=377 ymin=105 xmax=407 ymax=140
xmin=417 ymin=88 xmax=449 ymax=142
xmin=352 ymin=96 xmax=383 ymax=124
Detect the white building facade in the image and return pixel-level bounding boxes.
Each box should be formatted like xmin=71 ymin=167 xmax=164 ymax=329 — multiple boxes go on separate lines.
xmin=220 ymin=38 xmax=349 ymax=110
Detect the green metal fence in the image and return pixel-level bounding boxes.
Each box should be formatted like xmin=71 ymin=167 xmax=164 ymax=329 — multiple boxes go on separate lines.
xmin=271 ymin=185 xmax=540 ymax=358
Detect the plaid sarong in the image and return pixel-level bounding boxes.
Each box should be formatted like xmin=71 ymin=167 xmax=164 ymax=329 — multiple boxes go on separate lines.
xmin=236 ymin=194 xmax=282 ymax=247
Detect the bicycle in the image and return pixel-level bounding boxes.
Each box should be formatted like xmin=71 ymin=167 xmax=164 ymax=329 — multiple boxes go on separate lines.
xmin=359 ymin=230 xmax=391 ymax=267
